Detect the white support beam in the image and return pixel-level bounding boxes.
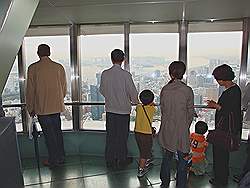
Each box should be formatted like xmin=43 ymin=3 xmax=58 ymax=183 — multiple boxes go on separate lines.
xmin=0 ymin=0 xmax=39 ymax=93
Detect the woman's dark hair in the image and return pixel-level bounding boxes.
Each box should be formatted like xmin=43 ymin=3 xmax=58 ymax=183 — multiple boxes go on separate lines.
xmin=37 ymin=44 xmax=50 ymax=57
xmin=139 ymin=90 xmax=154 ymax=105
xmin=212 ymin=64 xmax=235 ymax=81
xmin=169 ymin=61 xmax=186 ymax=80
xmin=111 ymin=49 xmax=124 ymax=62
xmin=195 ymin=121 xmax=208 ymax=135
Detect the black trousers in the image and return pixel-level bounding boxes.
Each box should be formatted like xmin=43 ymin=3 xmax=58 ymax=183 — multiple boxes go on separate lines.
xmin=38 ymin=113 xmax=65 ymax=165
xmin=213 ymin=144 xmax=230 ymax=184
xmin=105 ymin=112 xmax=130 ymax=163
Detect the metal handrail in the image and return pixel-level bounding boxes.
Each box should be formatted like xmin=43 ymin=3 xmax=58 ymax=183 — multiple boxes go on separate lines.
xmin=2 ymin=102 xmax=212 ymax=109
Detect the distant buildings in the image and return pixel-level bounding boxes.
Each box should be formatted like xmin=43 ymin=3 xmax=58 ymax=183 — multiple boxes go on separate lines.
xmin=90 ymin=73 xmax=104 ymax=120
xmin=2 ymin=56 xmax=243 ymax=130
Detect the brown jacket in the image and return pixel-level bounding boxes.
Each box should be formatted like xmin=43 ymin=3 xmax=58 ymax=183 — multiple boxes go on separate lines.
xmin=26 ymin=57 xmax=67 ymax=115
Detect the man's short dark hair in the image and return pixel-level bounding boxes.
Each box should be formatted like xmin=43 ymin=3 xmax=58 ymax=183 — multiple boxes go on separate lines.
xmin=169 ymin=61 xmax=186 ymax=79
xmin=111 ymin=49 xmax=124 ymax=63
xmin=195 ymin=121 xmax=208 ymax=135
xmin=37 ymin=44 xmax=50 ymax=57
xmin=139 ymin=90 xmax=154 ymax=105
xmin=212 ymin=64 xmax=235 ymax=81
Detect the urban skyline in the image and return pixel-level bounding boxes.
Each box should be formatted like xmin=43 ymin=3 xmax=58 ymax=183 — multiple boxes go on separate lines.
xmin=2 ymin=33 xmax=250 ymax=139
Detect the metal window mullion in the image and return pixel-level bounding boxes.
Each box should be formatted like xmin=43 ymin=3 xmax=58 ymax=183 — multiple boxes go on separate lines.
xmin=70 ymin=24 xmax=81 ymax=131
xmin=239 ymin=18 xmax=250 ymax=90
xmin=124 ymin=23 xmax=130 ymax=72
xmin=18 ymin=45 xmax=28 ymax=132
xmin=178 ymin=20 xmax=188 ymax=83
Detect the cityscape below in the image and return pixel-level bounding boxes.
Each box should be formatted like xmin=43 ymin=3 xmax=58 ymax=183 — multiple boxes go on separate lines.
xmin=2 ymin=55 xmax=250 ymax=140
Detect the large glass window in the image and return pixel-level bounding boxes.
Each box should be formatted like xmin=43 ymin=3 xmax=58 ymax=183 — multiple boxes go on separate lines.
xmin=80 ymin=25 xmax=124 ymax=130
xmin=3 ymin=107 xmax=23 ymax=132
xmin=130 ymin=24 xmax=179 ymax=101
xmin=2 ymin=58 xmax=20 ymax=104
xmin=2 ymin=58 xmax=23 ymax=132
xmin=188 ymin=21 xmax=242 ymax=132
xmin=24 ymin=27 xmax=72 ymax=130
xmin=130 ymin=23 xmax=179 ymax=130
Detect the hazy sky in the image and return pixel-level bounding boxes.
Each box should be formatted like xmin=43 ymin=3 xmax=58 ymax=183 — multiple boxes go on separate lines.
xmin=23 ymin=32 xmax=242 ymax=68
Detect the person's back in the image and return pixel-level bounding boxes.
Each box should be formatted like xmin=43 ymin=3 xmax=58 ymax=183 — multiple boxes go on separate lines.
xmin=159 ymin=80 xmax=194 ymax=153
xmin=27 ymin=58 xmax=66 ymax=115
xmin=99 ymin=49 xmax=138 ymax=169
xmin=26 ymin=44 xmax=66 ymax=168
xmin=100 ymin=65 xmax=137 ymax=114
xmin=134 ymin=90 xmax=156 ymax=177
xmin=159 ymin=61 xmax=194 ymax=188
xmin=190 ymin=121 xmax=208 ymax=175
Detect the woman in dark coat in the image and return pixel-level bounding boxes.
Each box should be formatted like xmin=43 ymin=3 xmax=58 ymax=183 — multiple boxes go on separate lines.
xmin=207 ymin=64 xmax=242 ymax=186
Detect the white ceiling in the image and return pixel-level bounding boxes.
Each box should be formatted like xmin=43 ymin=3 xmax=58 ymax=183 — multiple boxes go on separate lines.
xmin=30 ymin=0 xmax=250 ymax=25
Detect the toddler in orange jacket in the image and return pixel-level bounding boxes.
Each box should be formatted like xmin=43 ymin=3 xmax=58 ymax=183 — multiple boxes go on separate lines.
xmin=190 ymin=121 xmax=208 ymax=175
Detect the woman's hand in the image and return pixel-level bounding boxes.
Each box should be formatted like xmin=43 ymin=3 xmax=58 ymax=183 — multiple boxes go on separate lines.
xmin=207 ymin=100 xmax=221 ymax=110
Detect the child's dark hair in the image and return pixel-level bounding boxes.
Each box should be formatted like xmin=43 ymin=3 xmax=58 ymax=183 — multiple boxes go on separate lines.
xmin=139 ymin=90 xmax=154 ymax=105
xmin=195 ymin=121 xmax=208 ymax=135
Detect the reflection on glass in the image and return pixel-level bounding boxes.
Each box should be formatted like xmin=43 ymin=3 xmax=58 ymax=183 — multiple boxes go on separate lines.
xmin=2 ymin=58 xmax=20 ymax=104
xmin=3 ymin=107 xmax=23 ymax=132
xmin=247 ymin=43 xmax=250 ymax=83
xmin=130 ymin=33 xmax=179 ymax=104
xmin=80 ymin=105 xmax=105 ymax=130
xmin=80 ymin=34 xmax=124 ymax=102
xmin=24 ymin=36 xmax=71 ymax=102
xmin=187 ymin=32 xmax=242 ymax=105
xmin=61 ymin=105 xmax=73 ymax=130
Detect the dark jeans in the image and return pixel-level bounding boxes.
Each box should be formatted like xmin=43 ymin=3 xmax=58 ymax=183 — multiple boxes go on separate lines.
xmin=105 ymin=112 xmax=130 ymax=163
xmin=160 ymin=149 xmax=188 ymax=188
xmin=213 ymin=144 xmax=229 ymax=184
xmin=38 ymin=113 xmax=65 ymax=165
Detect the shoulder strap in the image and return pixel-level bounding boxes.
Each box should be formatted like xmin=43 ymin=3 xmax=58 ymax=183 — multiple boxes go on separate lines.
xmin=142 ymin=105 xmax=152 ymax=128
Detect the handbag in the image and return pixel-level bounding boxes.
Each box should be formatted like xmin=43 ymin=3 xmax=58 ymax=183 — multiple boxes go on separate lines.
xmin=207 ymin=112 xmax=241 ymax=152
xmin=142 ymin=105 xmax=156 ymax=135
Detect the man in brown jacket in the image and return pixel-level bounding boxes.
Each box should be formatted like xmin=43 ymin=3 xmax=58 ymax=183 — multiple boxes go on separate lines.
xmin=26 ymin=44 xmax=67 ymax=168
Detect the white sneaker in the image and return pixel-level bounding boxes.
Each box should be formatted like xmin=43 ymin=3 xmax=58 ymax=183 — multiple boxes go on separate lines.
xmin=145 ymin=158 xmax=154 ymax=167
xmin=137 ymin=167 xmax=149 ymax=178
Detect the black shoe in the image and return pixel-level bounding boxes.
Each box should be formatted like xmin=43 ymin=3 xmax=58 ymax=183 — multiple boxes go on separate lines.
xmin=209 ymin=178 xmax=228 ymax=187
xmin=209 ymin=178 xmax=218 ymax=186
xmin=233 ymin=174 xmax=242 ymax=183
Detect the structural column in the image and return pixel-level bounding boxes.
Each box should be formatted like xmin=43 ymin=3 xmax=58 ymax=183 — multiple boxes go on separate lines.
xmin=70 ymin=24 xmax=81 ymax=130
xmin=240 ymin=18 xmax=250 ymax=90
xmin=18 ymin=45 xmax=28 ymax=132
xmin=124 ymin=23 xmax=130 ymax=72
xmin=178 ymin=20 xmax=188 ymax=65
